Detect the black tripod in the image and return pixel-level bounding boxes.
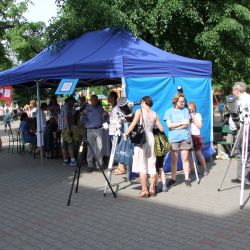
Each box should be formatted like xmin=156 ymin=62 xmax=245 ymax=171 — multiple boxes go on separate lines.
xmin=67 ymin=137 xmax=117 ymax=206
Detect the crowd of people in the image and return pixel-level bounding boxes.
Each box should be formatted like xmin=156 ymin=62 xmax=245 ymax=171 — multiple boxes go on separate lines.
xmin=1 ymin=81 xmax=249 ymax=198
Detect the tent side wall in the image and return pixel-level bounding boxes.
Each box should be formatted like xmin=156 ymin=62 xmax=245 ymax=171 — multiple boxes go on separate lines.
xmin=125 ymin=76 xmax=214 ymax=171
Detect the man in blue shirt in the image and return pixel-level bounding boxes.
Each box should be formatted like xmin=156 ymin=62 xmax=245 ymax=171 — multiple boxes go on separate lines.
xmin=81 ymin=95 xmax=106 ymax=172
xmin=164 ymin=93 xmax=191 ymax=188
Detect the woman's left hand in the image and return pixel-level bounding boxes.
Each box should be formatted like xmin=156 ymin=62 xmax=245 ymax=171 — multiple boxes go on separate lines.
xmin=123 ymin=133 xmax=128 ymax=140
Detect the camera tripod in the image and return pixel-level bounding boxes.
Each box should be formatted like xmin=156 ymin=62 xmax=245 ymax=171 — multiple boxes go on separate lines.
xmin=217 ymin=118 xmax=249 ymax=209
xmin=67 ymin=136 xmax=117 ymax=206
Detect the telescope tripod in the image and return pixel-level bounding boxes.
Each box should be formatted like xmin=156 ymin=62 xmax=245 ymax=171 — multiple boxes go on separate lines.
xmin=104 ymin=135 xmax=120 ymax=196
xmin=189 ymin=134 xmax=200 ymax=184
xmin=217 ymin=119 xmax=249 ymax=209
xmin=67 ymin=137 xmax=116 ymax=206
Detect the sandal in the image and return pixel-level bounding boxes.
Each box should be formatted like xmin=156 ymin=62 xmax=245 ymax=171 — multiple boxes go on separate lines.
xmin=139 ymin=191 xmax=149 ymax=198
xmin=149 ymin=189 xmax=156 ymax=197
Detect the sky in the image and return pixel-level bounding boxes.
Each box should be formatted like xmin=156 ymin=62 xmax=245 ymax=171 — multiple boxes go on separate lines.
xmin=23 ymin=0 xmax=58 ymax=25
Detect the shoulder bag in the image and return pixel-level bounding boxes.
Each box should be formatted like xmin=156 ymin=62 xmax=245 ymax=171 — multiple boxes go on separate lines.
xmin=130 ymin=109 xmax=146 ymax=145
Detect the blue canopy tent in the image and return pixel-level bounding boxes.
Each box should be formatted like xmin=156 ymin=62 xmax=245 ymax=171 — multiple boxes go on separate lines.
xmin=0 ymin=27 xmax=213 ymax=170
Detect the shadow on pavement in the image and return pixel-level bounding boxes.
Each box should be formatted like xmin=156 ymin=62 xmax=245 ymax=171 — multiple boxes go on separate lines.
xmin=0 ymin=145 xmax=250 ymax=250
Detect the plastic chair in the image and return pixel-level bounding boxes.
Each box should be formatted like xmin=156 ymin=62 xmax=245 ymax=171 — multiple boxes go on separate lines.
xmin=8 ymin=129 xmax=20 ymax=153
xmin=19 ymin=131 xmax=33 ymax=155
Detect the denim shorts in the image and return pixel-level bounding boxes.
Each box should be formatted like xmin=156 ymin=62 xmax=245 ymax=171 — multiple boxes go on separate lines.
xmin=170 ymin=139 xmax=192 ymax=151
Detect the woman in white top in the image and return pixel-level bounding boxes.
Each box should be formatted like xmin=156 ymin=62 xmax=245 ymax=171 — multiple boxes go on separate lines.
xmin=124 ymin=96 xmax=164 ymax=198
xmin=188 ymin=102 xmax=209 ymax=175
xmin=30 ymin=100 xmax=38 ymax=118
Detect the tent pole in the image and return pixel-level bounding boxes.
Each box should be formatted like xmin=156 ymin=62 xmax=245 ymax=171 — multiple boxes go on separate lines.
xmin=36 ymin=80 xmax=43 ymax=167
xmin=121 ymin=77 xmax=126 ymax=97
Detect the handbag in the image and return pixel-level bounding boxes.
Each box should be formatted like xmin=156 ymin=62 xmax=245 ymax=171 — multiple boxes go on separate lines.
xmin=154 ymin=132 xmax=169 ymax=156
xmin=114 ymin=137 xmax=133 ymax=167
xmin=130 ymin=109 xmax=146 ymax=145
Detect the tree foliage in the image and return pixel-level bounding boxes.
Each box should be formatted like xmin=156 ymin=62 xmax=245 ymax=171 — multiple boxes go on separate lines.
xmin=13 ymin=87 xmax=53 ymax=107
xmin=5 ymin=21 xmax=46 ymax=62
xmin=1 ymin=0 xmax=249 ymax=98
xmin=0 ymin=0 xmax=29 ymax=70
xmin=50 ymin=0 xmax=250 ymax=92
xmin=0 ymin=0 xmax=48 ymax=106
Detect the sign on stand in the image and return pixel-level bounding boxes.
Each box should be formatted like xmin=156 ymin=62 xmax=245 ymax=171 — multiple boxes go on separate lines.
xmin=55 ymin=79 xmax=79 ymax=95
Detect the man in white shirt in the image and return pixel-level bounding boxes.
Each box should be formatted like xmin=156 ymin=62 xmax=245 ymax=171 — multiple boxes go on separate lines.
xmin=230 ymin=82 xmax=250 ymax=185
xmin=107 ymin=91 xmax=127 ymax=175
xmin=108 ymin=91 xmax=122 ymax=137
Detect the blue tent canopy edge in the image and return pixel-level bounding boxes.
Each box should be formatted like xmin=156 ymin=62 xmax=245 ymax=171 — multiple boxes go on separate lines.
xmin=0 ymin=27 xmax=212 ymax=85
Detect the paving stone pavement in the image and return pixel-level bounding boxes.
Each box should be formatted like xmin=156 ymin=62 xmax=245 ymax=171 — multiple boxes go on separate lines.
xmin=0 ymin=122 xmax=250 ymax=250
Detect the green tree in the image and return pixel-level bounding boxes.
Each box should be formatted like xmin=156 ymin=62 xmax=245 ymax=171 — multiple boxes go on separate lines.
xmin=5 ymin=21 xmax=46 ymax=62
xmin=0 ymin=0 xmax=50 ymax=107
xmin=13 ymin=87 xmax=53 ymax=108
xmin=0 ymin=0 xmax=30 ymax=70
xmin=50 ymin=0 xmax=250 ymax=93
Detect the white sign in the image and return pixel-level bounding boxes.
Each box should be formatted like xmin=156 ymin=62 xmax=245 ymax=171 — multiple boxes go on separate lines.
xmin=61 ymin=81 xmax=73 ymax=92
xmin=4 ymin=89 xmax=11 ymax=98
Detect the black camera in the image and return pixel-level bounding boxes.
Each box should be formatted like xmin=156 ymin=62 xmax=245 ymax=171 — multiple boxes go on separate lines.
xmin=177 ymin=86 xmax=183 ymax=93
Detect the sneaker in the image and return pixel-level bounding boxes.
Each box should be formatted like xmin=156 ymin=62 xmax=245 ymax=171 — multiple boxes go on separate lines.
xmin=63 ymin=159 xmax=70 ymax=166
xmin=166 ymin=179 xmax=176 ymax=189
xmin=70 ymin=160 xmax=77 ymax=166
xmin=203 ymin=170 xmax=209 ymax=176
xmin=162 ymin=185 xmax=167 ymax=192
xmin=185 ymin=179 xmax=192 ymax=187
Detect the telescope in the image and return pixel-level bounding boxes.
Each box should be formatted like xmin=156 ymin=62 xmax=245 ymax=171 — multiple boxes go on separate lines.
xmin=226 ymin=95 xmax=240 ymax=128
xmin=117 ymin=97 xmax=141 ymax=122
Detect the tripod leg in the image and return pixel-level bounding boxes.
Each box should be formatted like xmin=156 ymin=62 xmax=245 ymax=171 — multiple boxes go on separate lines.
xmin=240 ymin=122 xmax=249 ymax=209
xmin=75 ymin=148 xmax=85 ymax=193
xmin=217 ymin=158 xmax=234 ymax=191
xmin=230 ymin=125 xmax=243 ymax=158
xmin=188 ymin=134 xmax=200 ymax=183
xmin=67 ymin=163 xmax=80 ymax=206
xmin=87 ymin=141 xmax=117 ymax=198
xmin=104 ymin=135 xmax=119 ymax=196
xmin=218 ymin=125 xmax=243 ymax=191
xmin=240 ymin=164 xmax=246 ymax=209
xmin=67 ymin=140 xmax=85 ymax=206
xmin=191 ymin=150 xmax=200 ymax=184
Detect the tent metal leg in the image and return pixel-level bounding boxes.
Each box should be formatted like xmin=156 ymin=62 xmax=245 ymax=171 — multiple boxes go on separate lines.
xmin=36 ymin=80 xmax=43 ymax=167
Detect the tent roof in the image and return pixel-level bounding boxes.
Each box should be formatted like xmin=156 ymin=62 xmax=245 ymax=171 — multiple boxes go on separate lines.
xmin=0 ymin=28 xmax=212 ymax=86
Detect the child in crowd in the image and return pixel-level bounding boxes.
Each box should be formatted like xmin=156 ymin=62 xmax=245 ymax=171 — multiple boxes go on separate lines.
xmin=44 ymin=119 xmax=58 ymax=159
xmin=188 ymin=102 xmax=209 ymax=175
xmin=153 ymin=127 xmax=168 ymax=192
xmin=3 ymin=109 xmax=12 ymax=132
